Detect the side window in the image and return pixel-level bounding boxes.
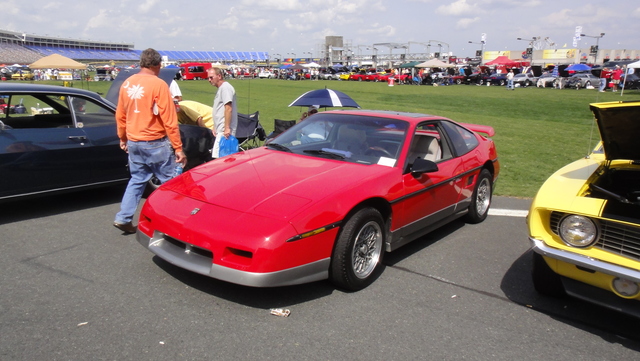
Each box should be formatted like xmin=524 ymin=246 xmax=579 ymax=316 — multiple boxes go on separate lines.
xmin=71 ymin=96 xmax=114 ymax=128
xmin=407 ymin=123 xmax=451 ymax=166
xmin=0 ymin=94 xmax=72 ymax=128
xmin=441 ymin=121 xmax=479 ymax=157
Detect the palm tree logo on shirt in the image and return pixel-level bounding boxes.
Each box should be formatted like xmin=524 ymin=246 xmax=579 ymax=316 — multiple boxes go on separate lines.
xmin=125 ymin=83 xmax=145 ymax=113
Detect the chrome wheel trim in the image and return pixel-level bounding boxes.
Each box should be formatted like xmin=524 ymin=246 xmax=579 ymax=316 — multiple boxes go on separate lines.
xmin=475 ymin=177 xmax=491 ymax=216
xmin=351 ymin=221 xmax=383 ymax=279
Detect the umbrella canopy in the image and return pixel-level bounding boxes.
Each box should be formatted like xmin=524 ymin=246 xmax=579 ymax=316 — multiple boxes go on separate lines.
xmin=289 ymin=88 xmax=360 ymax=108
xmin=415 ymin=58 xmax=455 ymax=68
xmin=627 ymin=60 xmax=640 ymax=69
xmin=565 ymin=63 xmax=592 ymax=72
xmin=399 ymin=61 xmax=423 ymax=68
xmin=29 ymin=54 xmax=87 ymax=69
xmin=304 ymin=62 xmax=321 ymax=68
xmin=485 ymin=56 xmax=519 ymax=66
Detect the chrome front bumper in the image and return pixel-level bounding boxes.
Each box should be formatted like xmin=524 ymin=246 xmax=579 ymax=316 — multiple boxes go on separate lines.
xmin=529 ymin=237 xmax=640 ymax=283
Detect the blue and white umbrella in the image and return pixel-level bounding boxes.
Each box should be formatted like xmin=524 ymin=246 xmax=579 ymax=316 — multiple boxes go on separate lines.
xmin=565 ymin=63 xmax=592 ymax=72
xmin=288 ymin=88 xmax=360 ymax=108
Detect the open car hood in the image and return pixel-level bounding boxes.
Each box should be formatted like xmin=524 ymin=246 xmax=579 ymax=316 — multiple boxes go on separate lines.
xmin=590 ymin=101 xmax=640 ymax=161
xmin=105 ymin=68 xmax=179 ymax=105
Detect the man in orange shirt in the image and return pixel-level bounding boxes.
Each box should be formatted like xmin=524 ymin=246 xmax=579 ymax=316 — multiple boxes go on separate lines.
xmin=114 ymin=48 xmax=186 ymax=234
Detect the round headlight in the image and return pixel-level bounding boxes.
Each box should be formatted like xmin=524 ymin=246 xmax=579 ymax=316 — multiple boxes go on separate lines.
xmin=558 ymin=215 xmax=598 ymax=247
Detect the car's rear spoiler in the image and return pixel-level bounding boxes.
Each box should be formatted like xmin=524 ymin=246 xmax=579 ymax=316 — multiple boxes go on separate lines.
xmin=460 ymin=123 xmax=495 ymax=137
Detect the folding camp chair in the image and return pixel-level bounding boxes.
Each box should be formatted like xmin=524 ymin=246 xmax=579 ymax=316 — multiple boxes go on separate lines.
xmin=265 ymin=119 xmax=297 ymax=143
xmin=235 ymin=111 xmax=266 ymax=150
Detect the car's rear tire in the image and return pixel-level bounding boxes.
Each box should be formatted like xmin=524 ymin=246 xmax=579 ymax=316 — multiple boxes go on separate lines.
xmin=464 ymin=169 xmax=492 ymax=224
xmin=524 ymin=80 xmax=530 ymax=87
xmin=532 ymin=252 xmax=566 ymax=297
xmin=330 ymin=207 xmax=385 ymax=291
xmin=456 ymin=78 xmax=462 ymax=84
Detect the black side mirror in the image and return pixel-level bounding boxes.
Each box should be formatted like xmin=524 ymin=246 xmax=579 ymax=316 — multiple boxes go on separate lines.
xmin=411 ymin=157 xmax=439 ymax=175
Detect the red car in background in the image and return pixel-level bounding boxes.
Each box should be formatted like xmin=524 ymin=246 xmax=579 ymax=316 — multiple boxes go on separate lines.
xmin=136 ymin=110 xmax=499 ymax=291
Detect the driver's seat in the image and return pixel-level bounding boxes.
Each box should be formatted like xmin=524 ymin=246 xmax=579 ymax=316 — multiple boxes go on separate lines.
xmin=333 ymin=126 xmax=368 ymax=155
xmin=408 ymin=135 xmax=441 ymax=163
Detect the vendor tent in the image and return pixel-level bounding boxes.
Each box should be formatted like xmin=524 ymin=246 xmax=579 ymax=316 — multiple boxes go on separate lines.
xmin=485 ymin=56 xmax=519 ymax=67
xmin=415 ymin=58 xmax=455 ymax=68
xmin=399 ymin=61 xmax=423 ymax=68
xmin=29 ymin=54 xmax=87 ymax=69
xmin=620 ymin=60 xmax=640 ymax=96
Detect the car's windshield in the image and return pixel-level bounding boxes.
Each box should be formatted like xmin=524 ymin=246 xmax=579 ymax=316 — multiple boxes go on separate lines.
xmin=268 ymin=113 xmax=408 ymax=166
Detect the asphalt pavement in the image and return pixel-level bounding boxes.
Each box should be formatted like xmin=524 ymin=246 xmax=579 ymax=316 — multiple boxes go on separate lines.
xmin=1 ymin=187 xmax=639 ymax=360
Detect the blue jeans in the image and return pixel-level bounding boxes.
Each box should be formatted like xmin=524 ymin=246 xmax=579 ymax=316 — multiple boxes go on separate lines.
xmin=115 ymin=137 xmax=175 ymax=224
xmin=507 ymin=79 xmax=514 ymax=89
xmin=599 ymin=78 xmax=607 ymax=91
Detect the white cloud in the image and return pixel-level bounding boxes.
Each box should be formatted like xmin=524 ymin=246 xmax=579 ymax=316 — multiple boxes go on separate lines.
xmin=138 ymin=0 xmax=157 ymax=13
xmin=436 ymin=0 xmax=479 ymax=16
xmin=457 ymin=17 xmax=480 ymax=29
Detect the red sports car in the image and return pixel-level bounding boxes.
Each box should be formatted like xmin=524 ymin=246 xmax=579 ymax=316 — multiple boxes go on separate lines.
xmin=136 ymin=110 xmax=500 ymax=291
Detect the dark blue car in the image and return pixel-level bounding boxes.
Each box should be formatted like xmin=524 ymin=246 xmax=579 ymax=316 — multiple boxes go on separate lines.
xmin=0 ymin=74 xmax=212 ymax=202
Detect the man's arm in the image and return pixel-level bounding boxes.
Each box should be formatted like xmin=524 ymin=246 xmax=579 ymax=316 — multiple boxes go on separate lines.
xmin=223 ymin=102 xmax=232 ymax=138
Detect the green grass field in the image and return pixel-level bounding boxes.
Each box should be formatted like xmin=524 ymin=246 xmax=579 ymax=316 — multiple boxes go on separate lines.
xmin=62 ymin=78 xmax=640 ymax=198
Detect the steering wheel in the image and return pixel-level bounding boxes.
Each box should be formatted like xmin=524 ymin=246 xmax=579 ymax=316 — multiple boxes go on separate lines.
xmin=365 ymin=146 xmax=393 ymax=158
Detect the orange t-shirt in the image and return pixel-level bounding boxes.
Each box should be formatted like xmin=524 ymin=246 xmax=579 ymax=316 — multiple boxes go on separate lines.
xmin=116 ymin=73 xmax=182 ymax=153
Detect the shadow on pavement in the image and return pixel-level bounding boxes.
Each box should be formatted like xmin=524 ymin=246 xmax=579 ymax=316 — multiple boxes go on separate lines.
xmin=501 ymin=249 xmax=640 ymax=347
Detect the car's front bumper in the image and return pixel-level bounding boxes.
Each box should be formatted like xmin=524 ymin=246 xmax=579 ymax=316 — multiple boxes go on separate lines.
xmin=530 ymin=237 xmax=640 ymax=316
xmin=137 ymin=230 xmax=330 ymax=288
xmin=530 ymin=237 xmax=640 ymax=283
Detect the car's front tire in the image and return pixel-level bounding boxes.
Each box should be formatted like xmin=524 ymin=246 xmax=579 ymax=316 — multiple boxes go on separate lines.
xmin=330 ymin=207 xmax=385 ymax=291
xmin=532 ymin=252 xmax=566 ymax=297
xmin=464 ymin=169 xmax=492 ymax=224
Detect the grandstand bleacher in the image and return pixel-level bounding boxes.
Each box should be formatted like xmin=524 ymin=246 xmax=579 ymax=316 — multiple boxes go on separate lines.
xmin=1 ymin=29 xmax=268 ymax=64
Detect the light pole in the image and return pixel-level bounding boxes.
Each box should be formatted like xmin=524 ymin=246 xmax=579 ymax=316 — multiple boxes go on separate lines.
xmin=580 ymin=33 xmax=605 ymax=64
xmin=303 ymin=51 xmax=312 ymax=61
xmin=468 ymin=40 xmax=485 ymax=64
xmin=273 ymin=53 xmax=281 ymax=64
xmin=287 ymin=52 xmax=296 ymax=62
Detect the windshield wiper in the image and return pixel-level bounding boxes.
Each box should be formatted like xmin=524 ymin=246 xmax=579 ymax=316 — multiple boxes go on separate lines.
xmin=303 ymin=149 xmax=348 ymax=159
xmin=266 ymin=143 xmax=292 ymax=152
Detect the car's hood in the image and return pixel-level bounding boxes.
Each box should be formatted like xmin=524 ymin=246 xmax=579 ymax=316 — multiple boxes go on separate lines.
xmin=590 ymin=101 xmax=640 ymax=161
xmin=161 ymin=147 xmax=388 ymax=219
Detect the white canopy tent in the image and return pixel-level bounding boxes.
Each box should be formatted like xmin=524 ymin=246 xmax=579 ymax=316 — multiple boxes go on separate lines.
xmin=620 ymin=60 xmax=640 ymax=96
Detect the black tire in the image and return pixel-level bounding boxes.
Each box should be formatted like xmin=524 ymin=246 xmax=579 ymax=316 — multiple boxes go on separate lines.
xmin=330 ymin=207 xmax=386 ymax=291
xmin=478 ymin=79 xmax=484 ymax=85
xmin=499 ymin=79 xmax=505 ymax=86
xmin=464 ymin=169 xmax=493 ymax=224
xmin=585 ymin=81 xmax=591 ymax=88
xmin=524 ymin=80 xmax=530 ymax=87
xmin=532 ymin=252 xmax=566 ymax=297
xmin=456 ymin=78 xmax=462 ymax=85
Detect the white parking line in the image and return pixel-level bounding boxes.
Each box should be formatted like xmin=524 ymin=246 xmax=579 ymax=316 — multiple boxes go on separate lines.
xmin=488 ymin=209 xmax=529 ymax=217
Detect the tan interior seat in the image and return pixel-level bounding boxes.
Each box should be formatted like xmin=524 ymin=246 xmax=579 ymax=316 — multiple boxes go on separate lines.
xmin=408 ymin=135 xmax=441 ymax=162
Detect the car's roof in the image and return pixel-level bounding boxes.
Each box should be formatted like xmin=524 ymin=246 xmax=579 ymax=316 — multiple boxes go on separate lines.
xmin=321 ymin=108 xmax=442 ymax=121
xmin=0 ymin=83 xmax=108 ymax=103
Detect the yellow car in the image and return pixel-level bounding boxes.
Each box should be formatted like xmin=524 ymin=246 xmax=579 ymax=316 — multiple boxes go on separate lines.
xmin=528 ymin=100 xmax=640 ymax=317
xmin=339 ymin=72 xmax=353 ymax=81
xmin=11 ymin=70 xmax=34 ymax=80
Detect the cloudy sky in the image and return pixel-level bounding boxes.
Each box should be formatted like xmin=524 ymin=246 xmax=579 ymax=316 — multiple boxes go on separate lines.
xmin=3 ymin=0 xmax=639 ymax=59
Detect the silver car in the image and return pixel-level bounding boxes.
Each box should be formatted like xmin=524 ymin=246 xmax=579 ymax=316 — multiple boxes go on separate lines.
xmin=512 ymin=73 xmax=538 ymax=87
xmin=565 ymin=73 xmax=601 ymax=89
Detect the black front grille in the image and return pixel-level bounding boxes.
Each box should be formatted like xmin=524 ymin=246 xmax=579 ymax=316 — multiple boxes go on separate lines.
xmin=551 ymin=211 xmax=640 ymax=261
xmin=163 ymin=234 xmax=213 ymax=259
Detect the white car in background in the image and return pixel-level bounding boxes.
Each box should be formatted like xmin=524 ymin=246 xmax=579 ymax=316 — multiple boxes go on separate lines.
xmin=258 ymin=70 xmax=275 ymax=79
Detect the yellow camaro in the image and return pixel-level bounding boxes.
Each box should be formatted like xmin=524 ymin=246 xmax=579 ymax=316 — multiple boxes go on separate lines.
xmin=528 ymin=100 xmax=640 ymax=317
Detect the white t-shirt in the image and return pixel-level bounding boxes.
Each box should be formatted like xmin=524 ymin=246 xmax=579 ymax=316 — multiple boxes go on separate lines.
xmin=169 ymin=80 xmax=182 ymax=99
